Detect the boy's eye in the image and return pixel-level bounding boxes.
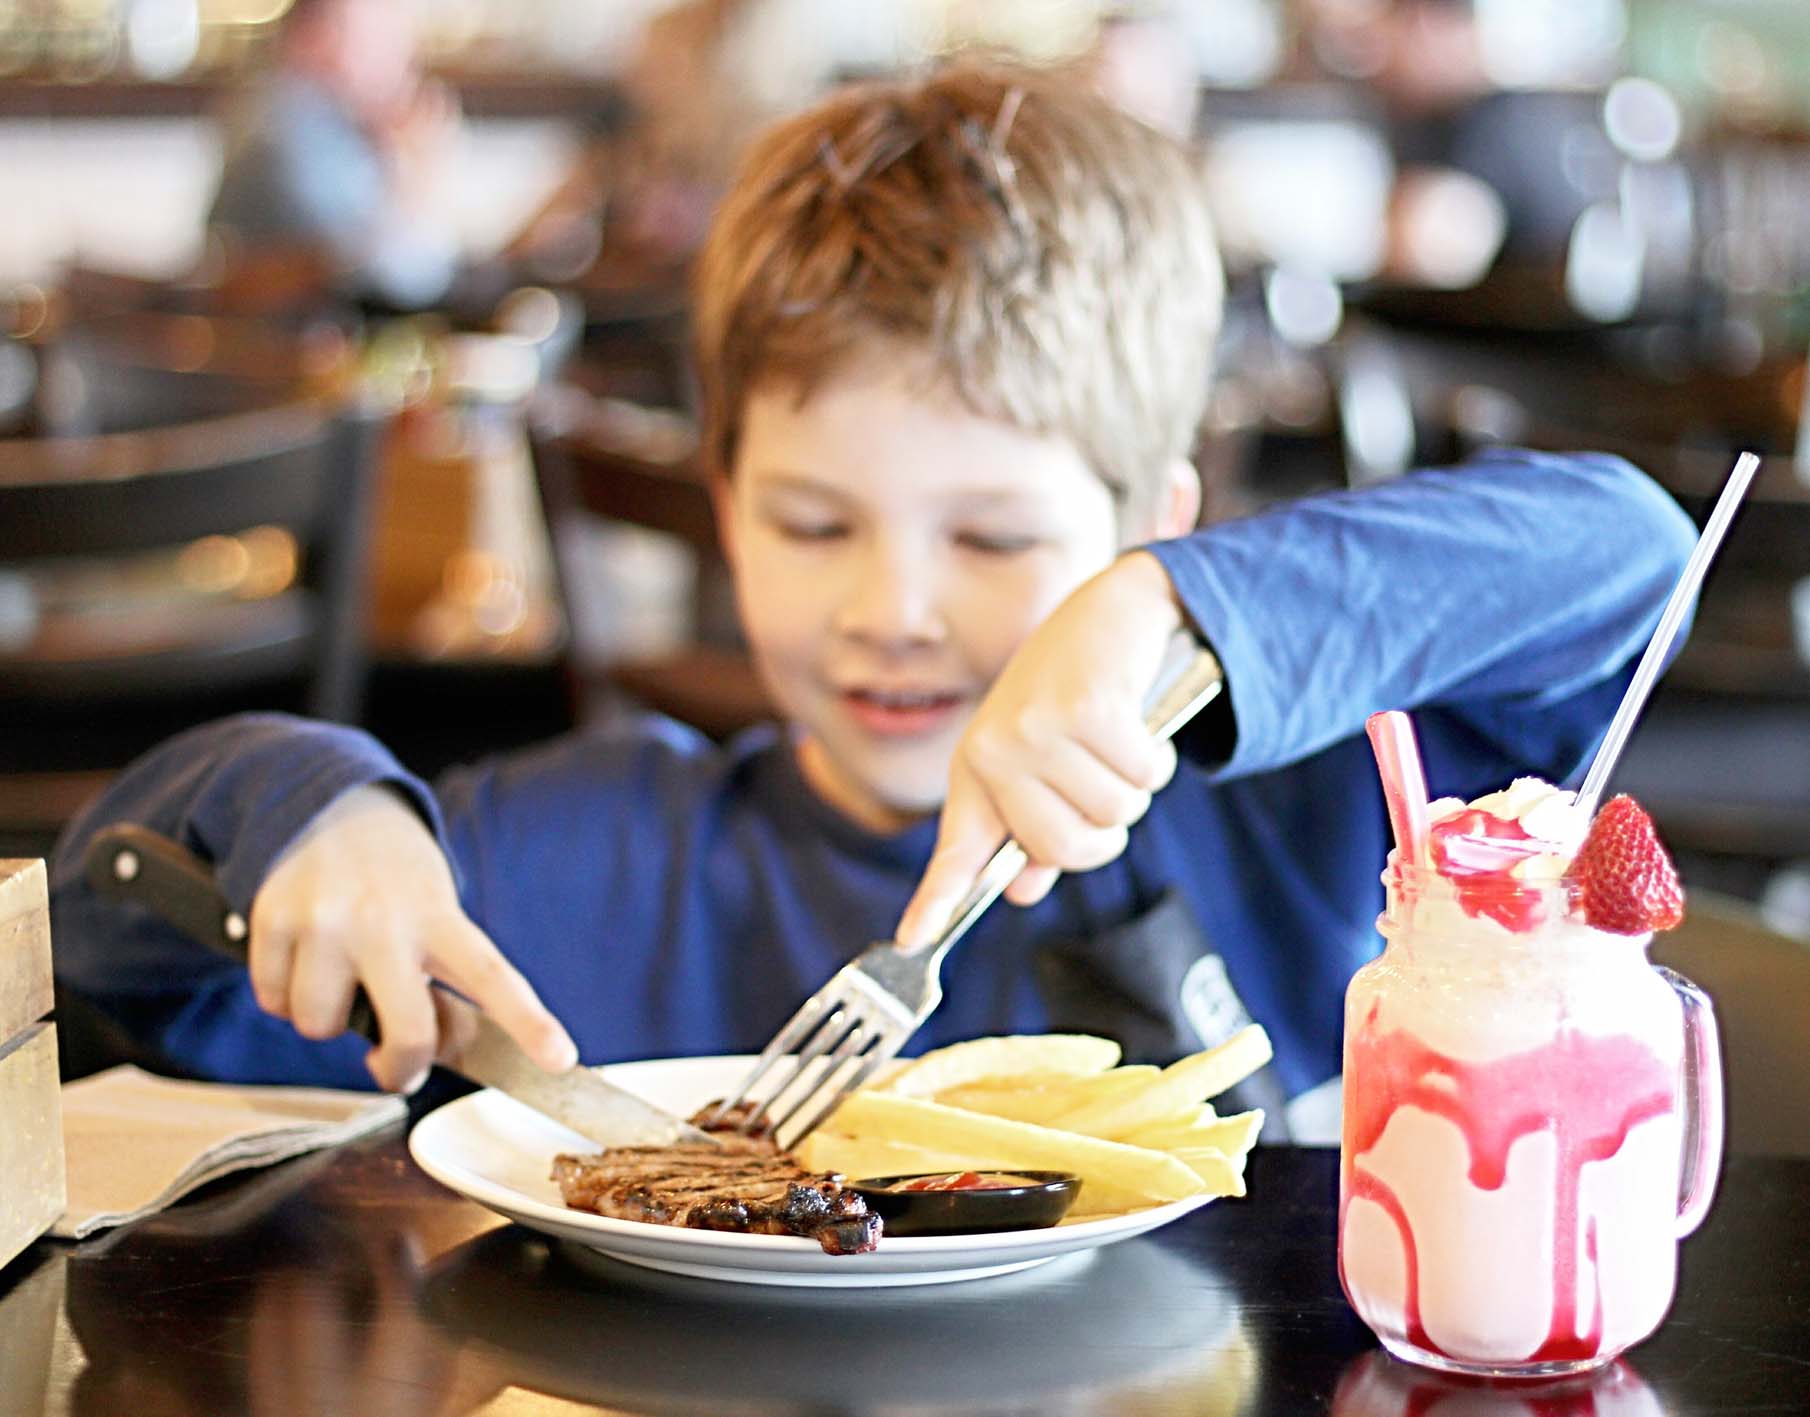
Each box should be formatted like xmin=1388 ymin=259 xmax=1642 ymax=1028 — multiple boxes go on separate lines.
xmin=777 ymin=520 xmax=849 ymax=542
xmin=956 ymin=531 xmax=1039 ymax=555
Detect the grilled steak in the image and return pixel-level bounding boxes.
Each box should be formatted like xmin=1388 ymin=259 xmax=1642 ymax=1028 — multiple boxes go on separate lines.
xmin=552 ymin=1118 xmax=881 ymax=1255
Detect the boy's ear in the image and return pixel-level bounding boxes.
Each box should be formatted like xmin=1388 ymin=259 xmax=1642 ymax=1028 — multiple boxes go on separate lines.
xmin=709 ymin=475 xmax=739 ymax=570
xmin=1152 ymin=458 xmax=1202 ymax=541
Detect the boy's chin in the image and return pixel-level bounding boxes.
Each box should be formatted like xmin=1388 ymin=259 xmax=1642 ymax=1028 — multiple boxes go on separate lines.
xmin=796 ymin=733 xmax=950 ymax=829
xmin=869 ymin=779 xmax=947 ymax=820
xmin=846 ymin=758 xmax=948 ymax=821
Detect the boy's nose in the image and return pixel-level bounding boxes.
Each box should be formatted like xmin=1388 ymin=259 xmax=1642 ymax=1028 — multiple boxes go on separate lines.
xmin=833 ymin=550 xmax=948 ymax=648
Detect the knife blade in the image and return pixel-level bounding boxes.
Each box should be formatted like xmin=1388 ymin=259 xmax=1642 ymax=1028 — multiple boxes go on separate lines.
xmin=82 ymin=823 xmax=714 ymax=1148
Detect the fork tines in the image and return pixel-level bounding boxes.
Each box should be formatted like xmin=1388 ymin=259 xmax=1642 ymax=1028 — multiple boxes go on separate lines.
xmin=706 ymin=962 xmax=916 ymax=1147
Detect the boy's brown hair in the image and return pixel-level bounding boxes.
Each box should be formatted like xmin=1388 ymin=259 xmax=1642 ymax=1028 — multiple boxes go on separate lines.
xmin=691 ymin=60 xmax=1223 ymax=529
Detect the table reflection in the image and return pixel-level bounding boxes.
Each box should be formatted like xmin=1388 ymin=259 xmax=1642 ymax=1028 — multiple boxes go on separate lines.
xmin=1333 ymin=1351 xmax=1669 ymax=1417
xmin=60 ymin=1149 xmax=503 ymax=1417
xmin=13 ymin=1143 xmax=1807 ymax=1415
xmin=0 ymin=1250 xmax=64 ymax=1416
xmin=421 ymin=1229 xmax=1257 ymax=1416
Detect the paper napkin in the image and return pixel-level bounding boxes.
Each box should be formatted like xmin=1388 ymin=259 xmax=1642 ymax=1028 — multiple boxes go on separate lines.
xmin=53 ymin=1066 xmax=405 ymax=1239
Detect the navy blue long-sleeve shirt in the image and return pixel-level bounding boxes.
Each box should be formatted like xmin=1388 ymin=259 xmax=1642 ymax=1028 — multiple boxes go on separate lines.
xmin=50 ymin=450 xmax=1696 ymax=1105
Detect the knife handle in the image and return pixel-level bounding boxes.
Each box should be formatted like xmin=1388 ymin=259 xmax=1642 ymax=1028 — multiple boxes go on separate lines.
xmin=84 ymin=824 xmax=381 ymax=1044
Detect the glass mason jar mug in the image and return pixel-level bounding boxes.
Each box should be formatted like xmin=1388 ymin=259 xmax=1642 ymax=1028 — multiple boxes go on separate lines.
xmin=1338 ymin=859 xmax=1723 ymax=1379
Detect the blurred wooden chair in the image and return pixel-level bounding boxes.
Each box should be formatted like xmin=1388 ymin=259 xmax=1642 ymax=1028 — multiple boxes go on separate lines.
xmin=529 ymin=388 xmax=771 ymax=740
xmin=1653 ymin=892 xmax=1810 ymax=1158
xmin=55 ymin=242 xmax=339 ymax=326
xmin=0 ymin=392 xmax=383 ymax=856
xmin=569 ymin=298 xmax=694 ymax=413
xmin=2 ymin=295 xmax=357 ymax=439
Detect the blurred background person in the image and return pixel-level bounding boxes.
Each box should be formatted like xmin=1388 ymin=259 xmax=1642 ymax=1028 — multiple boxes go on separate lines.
xmin=1301 ymin=0 xmax=1599 ymax=274
xmin=507 ymin=0 xmax=762 ymax=286
xmin=207 ymin=0 xmax=462 ymax=312
xmin=1082 ymin=5 xmax=1203 ymax=140
xmin=508 ymin=0 xmax=919 ymax=286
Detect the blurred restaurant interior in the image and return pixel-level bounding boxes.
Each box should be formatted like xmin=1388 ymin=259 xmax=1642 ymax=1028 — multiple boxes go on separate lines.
xmin=2 ymin=0 xmax=1809 ymax=950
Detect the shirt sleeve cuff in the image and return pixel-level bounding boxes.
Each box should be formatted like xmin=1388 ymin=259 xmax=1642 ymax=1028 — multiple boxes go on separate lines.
xmin=1142 ymin=534 xmax=1285 ymax=779
xmin=195 ymin=722 xmax=453 ymax=913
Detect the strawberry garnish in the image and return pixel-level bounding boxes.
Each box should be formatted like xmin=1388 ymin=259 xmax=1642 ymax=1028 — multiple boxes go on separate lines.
xmin=1572 ymin=795 xmax=1685 ymax=935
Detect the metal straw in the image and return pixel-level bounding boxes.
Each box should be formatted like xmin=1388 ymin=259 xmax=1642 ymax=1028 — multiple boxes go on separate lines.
xmin=1575 ymin=450 xmax=1762 ymax=819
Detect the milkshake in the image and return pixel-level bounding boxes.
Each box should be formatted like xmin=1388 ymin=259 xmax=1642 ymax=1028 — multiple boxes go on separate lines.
xmin=1339 ymin=780 xmax=1722 ymax=1378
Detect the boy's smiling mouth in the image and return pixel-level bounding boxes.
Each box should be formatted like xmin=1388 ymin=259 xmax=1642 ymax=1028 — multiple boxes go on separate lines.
xmin=839 ymin=687 xmax=967 ymax=738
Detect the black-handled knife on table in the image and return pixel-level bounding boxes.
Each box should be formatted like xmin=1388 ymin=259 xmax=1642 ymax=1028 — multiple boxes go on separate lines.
xmin=83 ymin=824 xmax=713 ymax=1147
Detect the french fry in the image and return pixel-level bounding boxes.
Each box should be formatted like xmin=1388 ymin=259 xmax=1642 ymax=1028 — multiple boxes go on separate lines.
xmin=1121 ymin=1109 xmax=1265 ymax=1158
xmin=882 ymin=1034 xmax=1121 ymax=1097
xmin=1171 ymin=1146 xmax=1248 ymax=1197
xmin=934 ymin=1065 xmax=1161 ymax=1125
xmin=826 ymin=1090 xmax=1205 ymax=1213
xmin=794 ymin=1132 xmax=984 ymax=1182
xmin=1049 ymin=1026 xmax=1273 ymax=1140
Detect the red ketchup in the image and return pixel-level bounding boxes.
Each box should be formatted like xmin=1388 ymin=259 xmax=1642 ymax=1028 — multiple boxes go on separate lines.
xmin=894 ymin=1171 xmax=1039 ymax=1192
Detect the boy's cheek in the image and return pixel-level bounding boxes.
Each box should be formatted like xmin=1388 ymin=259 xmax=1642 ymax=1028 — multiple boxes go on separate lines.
xmin=738 ymin=600 xmax=819 ymax=685
xmin=729 ymin=551 xmax=821 ymax=649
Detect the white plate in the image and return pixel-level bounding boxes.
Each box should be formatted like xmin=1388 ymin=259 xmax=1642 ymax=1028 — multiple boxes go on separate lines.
xmin=408 ymin=1055 xmax=1219 ymax=1287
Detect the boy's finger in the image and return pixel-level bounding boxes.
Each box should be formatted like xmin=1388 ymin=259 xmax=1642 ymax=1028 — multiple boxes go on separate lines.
xmin=988 ymin=774 xmax=1133 ymax=873
xmin=287 ymin=937 xmax=360 ymax=1041
xmin=359 ymin=949 xmax=438 ymax=1093
xmin=365 ymin=1045 xmax=431 ymax=1096
xmin=1039 ymin=738 xmax=1154 ymax=828
xmin=430 ymin=918 xmax=578 ymax=1074
xmin=1075 ymin=711 xmax=1181 ymax=792
xmin=894 ymin=775 xmax=1008 ymax=949
xmin=246 ymin=917 xmax=297 ymax=1020
xmin=1003 ymin=863 xmax=1061 ymax=907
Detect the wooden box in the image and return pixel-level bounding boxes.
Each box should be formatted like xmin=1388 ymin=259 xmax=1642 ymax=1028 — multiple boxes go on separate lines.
xmin=1 ymin=860 xmax=65 ymax=1270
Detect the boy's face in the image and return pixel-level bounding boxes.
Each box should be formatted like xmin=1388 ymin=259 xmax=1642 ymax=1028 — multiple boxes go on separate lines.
xmin=721 ymin=361 xmax=1121 ymax=833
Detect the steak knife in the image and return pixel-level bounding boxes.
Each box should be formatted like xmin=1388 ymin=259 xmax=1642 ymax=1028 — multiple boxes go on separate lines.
xmin=83 ymin=823 xmax=714 ymax=1148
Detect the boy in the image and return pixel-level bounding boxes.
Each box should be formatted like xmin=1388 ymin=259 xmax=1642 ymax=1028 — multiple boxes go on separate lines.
xmin=52 ymin=63 xmax=1692 ymax=1137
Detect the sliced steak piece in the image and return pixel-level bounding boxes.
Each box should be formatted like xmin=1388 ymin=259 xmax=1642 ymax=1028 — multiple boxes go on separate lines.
xmin=551 ymin=1128 xmax=882 ymax=1255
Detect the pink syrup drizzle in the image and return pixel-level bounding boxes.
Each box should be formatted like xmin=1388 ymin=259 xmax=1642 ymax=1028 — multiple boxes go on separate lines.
xmin=1427 ymin=810 xmax=1551 ymax=932
xmin=1339 ymin=1003 xmax=1677 ymax=1365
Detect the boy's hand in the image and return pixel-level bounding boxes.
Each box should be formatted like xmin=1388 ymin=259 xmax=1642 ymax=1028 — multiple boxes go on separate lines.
xmin=248 ymin=785 xmax=577 ymax=1092
xmin=896 ymin=552 xmax=1187 ymax=946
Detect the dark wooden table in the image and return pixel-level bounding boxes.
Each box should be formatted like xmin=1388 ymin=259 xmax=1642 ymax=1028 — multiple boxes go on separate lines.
xmin=3 ymin=1131 xmax=1806 ymax=1416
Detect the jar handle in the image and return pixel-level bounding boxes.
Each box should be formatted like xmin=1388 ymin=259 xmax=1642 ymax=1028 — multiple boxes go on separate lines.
xmin=1656 ymin=965 xmax=1725 ymax=1237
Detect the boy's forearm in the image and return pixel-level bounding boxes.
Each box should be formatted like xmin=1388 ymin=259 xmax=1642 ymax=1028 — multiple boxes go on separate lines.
xmin=1143 ymin=449 xmax=1697 ymax=779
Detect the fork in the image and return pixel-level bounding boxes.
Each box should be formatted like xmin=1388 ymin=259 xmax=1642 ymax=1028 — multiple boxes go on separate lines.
xmin=708 ymin=632 xmax=1225 ymax=1146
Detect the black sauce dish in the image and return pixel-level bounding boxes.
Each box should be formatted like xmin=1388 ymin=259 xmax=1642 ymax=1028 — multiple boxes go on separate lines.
xmin=847 ymin=1171 xmax=1082 ymax=1237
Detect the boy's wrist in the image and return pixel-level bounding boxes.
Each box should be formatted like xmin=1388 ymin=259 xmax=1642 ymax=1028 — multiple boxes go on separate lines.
xmin=1116 ymin=545 xmax=1238 ymax=765
xmin=1110 ymin=549 xmax=1186 ymax=636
